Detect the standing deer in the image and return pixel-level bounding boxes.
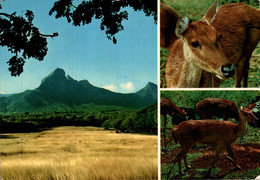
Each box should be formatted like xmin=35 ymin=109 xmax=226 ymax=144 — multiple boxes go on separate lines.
xmin=196 ymin=97 xmax=239 ymax=121
xmin=160 ymin=99 xmax=186 ymax=142
xmin=169 ymin=107 xmax=258 ymax=176
xmin=161 ymin=0 xmax=260 ymax=88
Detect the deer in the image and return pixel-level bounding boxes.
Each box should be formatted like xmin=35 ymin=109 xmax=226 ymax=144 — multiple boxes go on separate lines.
xmin=196 ymin=97 xmax=240 ymax=122
xmin=168 ymin=106 xmax=258 ymax=176
xmin=160 ymin=99 xmax=186 ymax=145
xmin=160 ymin=0 xmax=260 ymax=88
xmin=161 ymin=0 xmax=235 ymax=88
xmin=210 ymin=2 xmax=260 ymax=87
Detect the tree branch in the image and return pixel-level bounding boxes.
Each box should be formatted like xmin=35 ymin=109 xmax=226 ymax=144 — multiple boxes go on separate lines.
xmin=0 ymin=12 xmax=13 ymax=18
xmin=39 ymin=32 xmax=59 ymax=38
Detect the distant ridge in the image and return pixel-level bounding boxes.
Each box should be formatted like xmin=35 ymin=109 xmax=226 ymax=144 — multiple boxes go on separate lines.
xmin=0 ymin=68 xmax=157 ymax=113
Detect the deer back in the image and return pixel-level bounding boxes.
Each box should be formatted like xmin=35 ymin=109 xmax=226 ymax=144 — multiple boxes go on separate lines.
xmin=212 ymin=3 xmax=260 ymax=65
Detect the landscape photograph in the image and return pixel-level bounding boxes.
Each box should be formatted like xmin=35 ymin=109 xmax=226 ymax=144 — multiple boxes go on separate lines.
xmin=160 ymin=90 xmax=260 ymax=179
xmin=0 ymin=0 xmax=158 ymax=179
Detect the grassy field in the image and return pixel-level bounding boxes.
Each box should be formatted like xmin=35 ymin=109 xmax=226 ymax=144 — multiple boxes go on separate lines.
xmin=1 ymin=126 xmax=158 ymax=180
xmin=160 ymin=0 xmax=260 ymax=88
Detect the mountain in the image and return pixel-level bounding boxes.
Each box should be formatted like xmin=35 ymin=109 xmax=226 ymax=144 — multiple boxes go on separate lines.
xmin=0 ymin=68 xmax=157 ymax=113
xmin=0 ymin=94 xmax=11 ymax=97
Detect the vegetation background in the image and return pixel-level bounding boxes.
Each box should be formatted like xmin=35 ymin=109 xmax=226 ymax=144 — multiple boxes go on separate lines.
xmin=160 ymin=90 xmax=260 ymax=179
xmin=161 ymin=90 xmax=259 ymax=109
xmin=0 ymin=103 xmax=157 ymax=134
xmin=160 ymin=0 xmax=260 ymax=88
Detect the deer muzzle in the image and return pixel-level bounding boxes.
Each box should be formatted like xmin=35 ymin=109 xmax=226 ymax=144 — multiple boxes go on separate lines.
xmin=221 ymin=62 xmax=235 ymax=78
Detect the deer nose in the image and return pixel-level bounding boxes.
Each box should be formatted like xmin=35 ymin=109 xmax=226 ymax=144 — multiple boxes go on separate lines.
xmin=221 ymin=63 xmax=235 ymax=78
xmin=221 ymin=62 xmax=235 ymax=78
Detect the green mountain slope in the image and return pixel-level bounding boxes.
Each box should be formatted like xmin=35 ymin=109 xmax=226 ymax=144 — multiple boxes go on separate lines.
xmin=0 ymin=68 xmax=157 ymax=113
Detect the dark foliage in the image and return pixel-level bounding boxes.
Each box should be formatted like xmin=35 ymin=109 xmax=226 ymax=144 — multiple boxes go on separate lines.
xmin=49 ymin=0 xmax=157 ymax=44
xmin=1 ymin=0 xmax=156 ymax=75
xmin=0 ymin=103 xmax=157 ymax=134
xmin=161 ymin=91 xmax=259 ymax=109
xmin=0 ymin=6 xmax=58 ymax=76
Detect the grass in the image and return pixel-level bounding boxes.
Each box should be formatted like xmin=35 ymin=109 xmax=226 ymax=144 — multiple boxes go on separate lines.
xmin=224 ymin=167 xmax=260 ymax=179
xmin=1 ymin=126 xmax=158 ymax=180
xmin=160 ymin=0 xmax=260 ymax=88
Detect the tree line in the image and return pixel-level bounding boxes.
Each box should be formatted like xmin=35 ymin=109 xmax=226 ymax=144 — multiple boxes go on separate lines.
xmin=0 ymin=103 xmax=157 ymax=134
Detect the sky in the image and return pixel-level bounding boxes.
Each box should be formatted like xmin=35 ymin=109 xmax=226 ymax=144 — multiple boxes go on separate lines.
xmin=0 ymin=0 xmax=157 ymax=94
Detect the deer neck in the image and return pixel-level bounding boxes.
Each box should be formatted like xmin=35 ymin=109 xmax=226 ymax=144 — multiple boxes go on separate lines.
xmin=235 ymin=112 xmax=248 ymax=138
xmin=179 ymin=45 xmax=202 ymax=87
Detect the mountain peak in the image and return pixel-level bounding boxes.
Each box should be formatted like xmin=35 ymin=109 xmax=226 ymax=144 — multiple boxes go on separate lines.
xmin=1 ymin=66 xmax=157 ymax=112
xmin=51 ymin=68 xmax=66 ymax=77
xmin=40 ymin=68 xmax=66 ymax=84
xmin=145 ymin=82 xmax=157 ymax=88
xmin=136 ymin=82 xmax=157 ymax=99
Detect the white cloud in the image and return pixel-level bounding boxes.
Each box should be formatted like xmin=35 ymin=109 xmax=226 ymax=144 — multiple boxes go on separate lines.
xmin=103 ymin=84 xmax=118 ymax=92
xmin=120 ymin=82 xmax=135 ymax=92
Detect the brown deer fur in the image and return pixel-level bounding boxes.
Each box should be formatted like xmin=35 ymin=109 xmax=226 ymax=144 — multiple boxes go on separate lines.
xmin=196 ymin=97 xmax=239 ymax=121
xmin=161 ymin=0 xmax=235 ymax=87
xmin=161 ymin=99 xmax=187 ymax=122
xmin=212 ymin=3 xmax=260 ymax=87
xmin=160 ymin=2 xmax=179 ymax=49
xmin=161 ymin=1 xmax=260 ymax=88
xmin=160 ymin=99 xmax=186 ymax=141
xmin=170 ymin=107 xmax=258 ymax=176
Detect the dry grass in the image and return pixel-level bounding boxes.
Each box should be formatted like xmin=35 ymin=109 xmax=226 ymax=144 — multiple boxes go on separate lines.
xmin=1 ymin=126 xmax=158 ymax=180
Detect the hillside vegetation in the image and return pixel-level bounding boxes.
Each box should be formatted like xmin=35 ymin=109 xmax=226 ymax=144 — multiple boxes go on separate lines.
xmin=0 ymin=68 xmax=157 ymax=113
xmin=0 ymin=103 xmax=157 ymax=134
xmin=161 ymin=90 xmax=259 ymax=108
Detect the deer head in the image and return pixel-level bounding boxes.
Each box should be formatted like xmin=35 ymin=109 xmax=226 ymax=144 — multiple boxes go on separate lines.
xmin=175 ymin=0 xmax=235 ymax=79
xmin=240 ymin=106 xmax=258 ymax=123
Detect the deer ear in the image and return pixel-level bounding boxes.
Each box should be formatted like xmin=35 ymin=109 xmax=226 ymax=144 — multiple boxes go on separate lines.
xmin=175 ymin=16 xmax=189 ymax=38
xmin=203 ymin=0 xmax=218 ymax=24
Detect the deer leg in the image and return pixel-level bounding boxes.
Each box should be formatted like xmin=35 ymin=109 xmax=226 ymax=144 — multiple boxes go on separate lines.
xmin=170 ymin=149 xmax=187 ymax=176
xmin=163 ymin=114 xmax=167 ymax=144
xmin=183 ymin=153 xmax=191 ymax=169
xmin=235 ymin=63 xmax=243 ymax=88
xmin=212 ymin=144 xmax=221 ymax=168
xmin=242 ymin=60 xmax=250 ymax=88
xmin=172 ymin=144 xmax=193 ymax=176
xmin=225 ymin=144 xmax=241 ymax=170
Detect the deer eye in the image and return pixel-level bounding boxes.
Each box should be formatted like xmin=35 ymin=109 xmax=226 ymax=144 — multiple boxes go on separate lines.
xmin=191 ymin=41 xmax=201 ymax=48
xmin=217 ymin=34 xmax=222 ymax=41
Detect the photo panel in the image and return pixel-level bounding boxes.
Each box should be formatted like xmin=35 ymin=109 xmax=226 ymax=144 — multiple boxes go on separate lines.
xmin=159 ymin=0 xmax=260 ymax=178
xmin=0 ymin=0 xmax=158 ymax=179
xmin=160 ymin=0 xmax=259 ymax=88
xmin=159 ymin=90 xmax=259 ymax=179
